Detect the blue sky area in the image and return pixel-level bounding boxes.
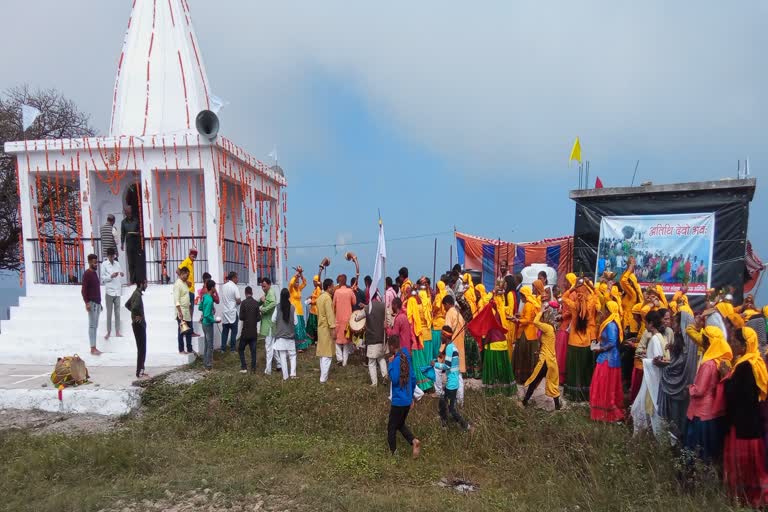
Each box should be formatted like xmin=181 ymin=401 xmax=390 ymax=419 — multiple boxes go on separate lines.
xmin=1 ymin=1 xmax=766 ymax=318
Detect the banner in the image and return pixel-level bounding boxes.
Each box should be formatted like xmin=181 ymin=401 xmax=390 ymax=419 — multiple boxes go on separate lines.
xmin=596 ymin=213 xmax=714 ymax=294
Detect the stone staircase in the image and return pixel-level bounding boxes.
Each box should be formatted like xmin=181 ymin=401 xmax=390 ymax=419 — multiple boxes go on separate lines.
xmin=0 ymin=285 xmax=197 ymax=367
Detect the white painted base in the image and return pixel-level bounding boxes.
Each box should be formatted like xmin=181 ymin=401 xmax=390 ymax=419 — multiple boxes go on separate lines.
xmin=0 ymin=387 xmax=141 ymax=416
xmin=0 ymin=284 xmax=201 ymax=367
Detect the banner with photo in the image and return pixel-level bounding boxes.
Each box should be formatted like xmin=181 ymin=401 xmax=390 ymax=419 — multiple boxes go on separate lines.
xmin=596 ymin=213 xmax=715 ymax=295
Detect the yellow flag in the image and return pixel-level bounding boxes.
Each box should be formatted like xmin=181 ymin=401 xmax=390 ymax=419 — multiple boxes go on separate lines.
xmin=569 ymin=137 xmax=582 ymax=163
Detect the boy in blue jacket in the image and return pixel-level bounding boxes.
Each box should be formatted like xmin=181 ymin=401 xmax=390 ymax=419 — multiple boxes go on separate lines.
xmin=387 ymin=337 xmax=421 ymax=458
xmin=433 ymin=325 xmax=471 ymax=431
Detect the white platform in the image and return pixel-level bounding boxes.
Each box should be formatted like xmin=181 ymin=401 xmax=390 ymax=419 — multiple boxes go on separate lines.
xmin=0 ymin=285 xmax=197 ymax=367
xmin=0 ymin=364 xmax=175 ymax=416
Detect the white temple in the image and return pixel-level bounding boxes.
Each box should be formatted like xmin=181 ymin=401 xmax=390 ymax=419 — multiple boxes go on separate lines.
xmin=1 ymin=0 xmax=286 ymax=369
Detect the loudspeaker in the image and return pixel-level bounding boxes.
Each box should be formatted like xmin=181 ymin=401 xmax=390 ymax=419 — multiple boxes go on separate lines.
xmin=195 ymin=110 xmax=219 ymax=141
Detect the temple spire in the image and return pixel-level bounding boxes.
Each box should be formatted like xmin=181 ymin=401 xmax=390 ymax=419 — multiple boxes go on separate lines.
xmin=109 ymin=0 xmax=212 ymax=137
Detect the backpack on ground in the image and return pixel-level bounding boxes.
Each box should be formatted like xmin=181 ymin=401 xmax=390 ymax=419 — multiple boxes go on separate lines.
xmin=51 ymin=355 xmax=90 ymax=387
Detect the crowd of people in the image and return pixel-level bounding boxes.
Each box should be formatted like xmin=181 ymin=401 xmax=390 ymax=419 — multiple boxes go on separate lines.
xmin=80 ymin=247 xmax=768 ymax=507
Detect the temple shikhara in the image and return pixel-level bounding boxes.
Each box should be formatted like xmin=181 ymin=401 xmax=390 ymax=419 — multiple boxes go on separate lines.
xmin=0 ymin=0 xmax=286 ymax=371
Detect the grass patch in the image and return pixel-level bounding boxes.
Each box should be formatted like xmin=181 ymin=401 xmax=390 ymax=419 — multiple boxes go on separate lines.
xmin=0 ymin=351 xmax=737 ymax=511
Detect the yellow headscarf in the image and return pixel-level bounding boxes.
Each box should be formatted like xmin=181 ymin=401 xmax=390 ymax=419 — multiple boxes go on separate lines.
xmin=598 ymin=301 xmax=624 ymax=342
xmin=609 ymin=286 xmax=623 ymax=317
xmin=677 ymin=295 xmax=693 ymax=316
xmin=716 ymin=301 xmax=734 ymax=319
xmin=727 ymin=312 xmax=745 ymax=330
xmin=566 ymin=273 xmax=577 ymax=288
xmin=733 ymin=327 xmax=768 ymax=401
xmin=655 ymin=285 xmax=669 ymax=309
xmin=475 ymin=284 xmax=490 ymax=309
xmin=463 ymin=274 xmax=477 ymax=313
xmin=520 ymin=287 xmax=541 ymax=309
xmin=701 ymin=325 xmax=733 ymax=365
xmin=764 ymin=305 xmax=768 ymax=318
xmin=434 ymin=281 xmax=447 ymax=305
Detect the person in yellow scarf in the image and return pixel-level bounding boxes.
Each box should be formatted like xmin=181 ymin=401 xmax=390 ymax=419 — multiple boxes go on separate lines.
xmin=556 ymin=273 xmax=577 ymax=384
xmin=418 ymin=279 xmax=435 ymax=363
xmin=561 ymin=279 xmax=598 ymax=401
xmin=676 ymin=294 xmax=694 ymax=316
xmin=522 ymin=303 xmax=561 ymax=410
xmin=475 ymin=283 xmax=491 ymax=310
xmin=463 ymin=273 xmax=478 ymax=316
xmin=619 ymin=260 xmax=643 ymax=334
xmin=670 ymin=284 xmax=689 ymax=316
xmin=590 ymin=301 xmax=625 ymax=422
xmin=304 ymin=275 xmax=322 ymax=343
xmin=722 ymin=326 xmax=768 ymax=508
xmin=482 ymin=299 xmax=516 ymax=396
xmin=289 ymin=269 xmax=312 ymax=351
xmin=512 ymin=287 xmax=541 ymax=385
xmin=685 ymin=325 xmax=732 ymax=462
xmin=462 ymin=274 xmax=481 ymax=377
xmin=736 ymin=294 xmax=761 ymax=320
xmin=503 ymin=275 xmax=519 ymax=363
xmin=715 ymin=295 xmax=735 ymax=321
xmin=431 ymin=279 xmax=448 ymax=361
xmin=404 ymin=282 xmax=434 ymax=392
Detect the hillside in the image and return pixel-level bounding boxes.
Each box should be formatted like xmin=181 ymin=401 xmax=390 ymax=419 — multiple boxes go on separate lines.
xmin=0 ymin=351 xmax=736 ymax=512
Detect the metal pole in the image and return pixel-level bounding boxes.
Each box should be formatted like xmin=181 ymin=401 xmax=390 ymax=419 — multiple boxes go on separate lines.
xmin=432 ymin=238 xmax=437 ymax=286
xmin=449 ymin=244 xmax=453 ymax=269
xmin=630 ymin=160 xmax=640 ymax=186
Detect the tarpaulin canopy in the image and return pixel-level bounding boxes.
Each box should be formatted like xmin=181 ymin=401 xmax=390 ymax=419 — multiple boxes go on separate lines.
xmin=455 ymin=231 xmax=574 ymax=291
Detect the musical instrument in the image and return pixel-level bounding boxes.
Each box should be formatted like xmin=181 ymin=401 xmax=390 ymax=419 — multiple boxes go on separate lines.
xmin=348 ymin=309 xmax=367 ymax=336
xmin=318 ymin=257 xmax=331 ymax=281
xmin=345 ymin=251 xmax=360 ymax=285
xmin=456 ymin=294 xmax=474 ymax=323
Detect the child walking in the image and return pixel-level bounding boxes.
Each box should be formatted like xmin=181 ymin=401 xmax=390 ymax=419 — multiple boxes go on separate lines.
xmin=434 ymin=325 xmax=471 ymax=431
xmin=198 ymin=279 xmax=219 ymax=371
xmin=387 ymin=336 xmax=421 ymax=458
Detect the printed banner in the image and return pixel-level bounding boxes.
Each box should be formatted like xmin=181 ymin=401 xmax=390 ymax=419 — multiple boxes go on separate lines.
xmin=596 ymin=213 xmax=714 ymax=294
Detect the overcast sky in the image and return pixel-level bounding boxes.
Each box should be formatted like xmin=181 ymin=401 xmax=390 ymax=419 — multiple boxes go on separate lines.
xmin=1 ymin=1 xmax=766 ymax=304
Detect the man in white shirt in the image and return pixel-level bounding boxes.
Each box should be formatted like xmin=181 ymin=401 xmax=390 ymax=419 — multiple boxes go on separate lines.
xmin=220 ymin=271 xmax=242 ymax=352
xmin=100 ymin=247 xmax=124 ymax=339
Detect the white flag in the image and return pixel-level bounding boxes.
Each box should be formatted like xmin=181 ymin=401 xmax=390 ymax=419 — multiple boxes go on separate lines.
xmin=370 ymin=218 xmax=386 ymax=303
xmin=21 ymin=104 xmax=41 ymax=131
xmin=268 ymin=146 xmax=278 ymax=162
xmin=208 ymin=94 xmax=229 ymax=114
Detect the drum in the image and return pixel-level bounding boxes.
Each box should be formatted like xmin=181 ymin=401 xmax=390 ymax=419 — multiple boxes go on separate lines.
xmin=348 ymin=310 xmax=367 ymax=336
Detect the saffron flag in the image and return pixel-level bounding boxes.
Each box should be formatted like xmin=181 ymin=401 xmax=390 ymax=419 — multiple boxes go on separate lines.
xmin=569 ymin=137 xmax=582 ymax=163
xmin=467 ymin=302 xmax=507 ymax=351
xmin=369 ymin=217 xmax=386 ymax=302
xmin=595 ymin=176 xmax=603 ymax=189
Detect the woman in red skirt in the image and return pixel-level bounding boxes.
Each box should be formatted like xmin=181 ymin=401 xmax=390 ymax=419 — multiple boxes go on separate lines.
xmin=723 ymin=326 xmax=768 ymax=509
xmin=590 ymin=301 xmax=625 ymax=423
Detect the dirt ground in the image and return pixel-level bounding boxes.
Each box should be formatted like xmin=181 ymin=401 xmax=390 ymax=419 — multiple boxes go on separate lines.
xmin=96 ymin=489 xmax=299 ymax=512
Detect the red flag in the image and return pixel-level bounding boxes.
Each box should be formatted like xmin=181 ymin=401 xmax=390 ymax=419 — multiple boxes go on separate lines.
xmin=467 ymin=302 xmax=507 ymax=351
xmin=595 ymin=176 xmax=604 ymax=189
xmin=744 ymin=241 xmax=765 ymax=293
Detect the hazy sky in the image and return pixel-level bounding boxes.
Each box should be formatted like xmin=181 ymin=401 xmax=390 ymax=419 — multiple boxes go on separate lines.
xmin=1 ymin=1 xmax=766 ymax=303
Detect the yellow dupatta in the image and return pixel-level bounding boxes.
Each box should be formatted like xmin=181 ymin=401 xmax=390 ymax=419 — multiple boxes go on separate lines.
xmin=701 ymin=326 xmax=733 ymax=366
xmin=598 ymin=301 xmax=623 ymax=342
xmin=732 ymin=327 xmax=768 ymax=401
